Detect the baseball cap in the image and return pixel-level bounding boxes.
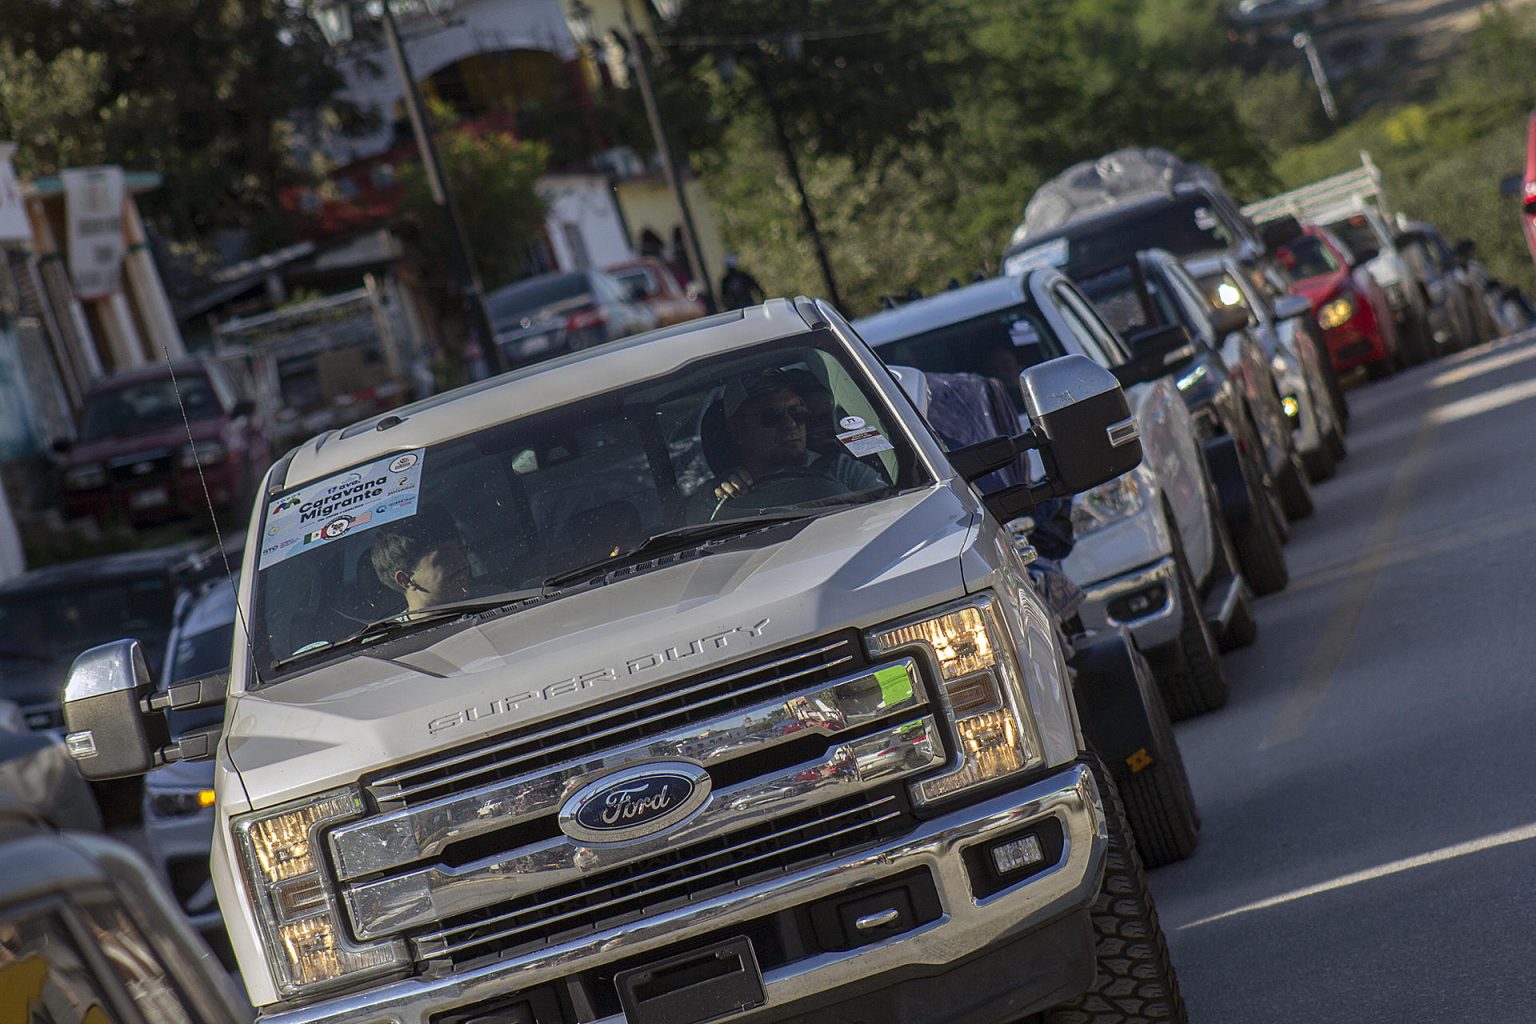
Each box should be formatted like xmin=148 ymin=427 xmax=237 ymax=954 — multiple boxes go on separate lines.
xmin=722 ymin=367 xmax=798 ymax=417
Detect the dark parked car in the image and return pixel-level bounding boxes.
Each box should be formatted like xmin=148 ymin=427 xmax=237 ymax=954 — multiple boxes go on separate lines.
xmin=56 ymin=358 xmax=273 ymax=527
xmin=487 ymin=269 xmax=659 ymax=369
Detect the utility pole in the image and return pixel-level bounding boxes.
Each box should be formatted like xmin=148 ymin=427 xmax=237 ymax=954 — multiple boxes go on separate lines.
xmin=754 ymin=63 xmax=844 ymax=313
xmin=1293 ymin=31 xmax=1339 ymax=123
xmin=376 ymin=2 xmax=502 ymax=377
xmin=621 ymin=0 xmax=719 ymax=312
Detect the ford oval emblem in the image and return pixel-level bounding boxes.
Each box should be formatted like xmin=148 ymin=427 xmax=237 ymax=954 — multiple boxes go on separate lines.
xmin=559 ymin=761 xmax=712 ymax=844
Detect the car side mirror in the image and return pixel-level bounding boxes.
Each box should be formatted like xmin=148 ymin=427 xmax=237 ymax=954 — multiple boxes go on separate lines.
xmin=62 ymin=640 xmax=227 ymax=781
xmin=969 ymin=356 xmax=1142 ymax=521
xmin=1208 ymin=304 xmax=1249 ymax=340
xmin=1113 ymin=324 xmax=1196 ymax=387
xmin=1273 ymin=294 xmax=1311 ymax=321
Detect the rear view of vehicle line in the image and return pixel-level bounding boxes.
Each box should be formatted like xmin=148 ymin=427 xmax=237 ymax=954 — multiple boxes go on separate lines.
xmin=61 ymin=299 xmax=1190 ymax=1024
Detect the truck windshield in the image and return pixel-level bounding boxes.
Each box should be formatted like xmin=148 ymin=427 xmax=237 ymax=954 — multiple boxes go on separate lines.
xmin=1076 ymin=266 xmax=1184 ymax=336
xmin=872 ymin=302 xmax=1065 ymax=418
xmin=1277 ymin=235 xmax=1343 ymax=280
xmin=249 ymin=333 xmax=926 ymax=680
xmin=1007 ymin=194 xmax=1238 ymax=274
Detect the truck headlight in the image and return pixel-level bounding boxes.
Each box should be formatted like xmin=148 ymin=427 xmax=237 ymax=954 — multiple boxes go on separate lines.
xmin=866 ymin=596 xmax=1039 ymax=806
xmin=1318 ymin=297 xmax=1354 ymax=330
xmin=1069 ymin=473 xmax=1145 ymax=537
xmin=233 ymin=788 xmax=408 ymax=998
xmin=180 ymin=439 xmax=228 ymax=469
xmin=62 ymin=463 xmax=106 ymax=491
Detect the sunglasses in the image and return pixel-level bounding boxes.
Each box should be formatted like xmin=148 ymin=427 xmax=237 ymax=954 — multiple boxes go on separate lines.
xmin=749 ymin=405 xmax=811 ymax=428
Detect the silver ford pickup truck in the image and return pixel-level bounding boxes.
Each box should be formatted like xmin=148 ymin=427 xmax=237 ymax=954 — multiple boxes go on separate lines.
xmin=60 ymin=298 xmax=1186 ymax=1024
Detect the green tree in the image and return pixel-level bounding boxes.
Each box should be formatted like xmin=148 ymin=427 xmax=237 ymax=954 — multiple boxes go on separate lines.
xmin=0 ymin=0 xmax=354 ymax=243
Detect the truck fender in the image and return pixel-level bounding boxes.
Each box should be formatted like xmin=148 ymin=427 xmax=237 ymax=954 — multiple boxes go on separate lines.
xmin=1068 ymin=628 xmax=1159 ymax=781
xmin=1202 ymin=434 xmax=1253 ymax=530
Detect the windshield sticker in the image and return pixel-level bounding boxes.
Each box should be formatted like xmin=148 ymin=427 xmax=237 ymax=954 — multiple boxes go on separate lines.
xmin=1194 ymin=206 xmax=1218 ymax=231
xmin=1008 ymin=319 xmax=1042 ymax=348
xmin=837 ymin=426 xmax=895 ymax=458
xmin=258 ymin=448 xmax=426 ymax=569
xmin=1004 ymin=237 xmax=1069 ymax=277
xmin=839 ymin=414 xmax=866 ymax=431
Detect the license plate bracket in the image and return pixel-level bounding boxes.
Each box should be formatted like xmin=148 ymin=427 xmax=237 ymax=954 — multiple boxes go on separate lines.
xmin=615 ymin=936 xmax=766 ymax=1024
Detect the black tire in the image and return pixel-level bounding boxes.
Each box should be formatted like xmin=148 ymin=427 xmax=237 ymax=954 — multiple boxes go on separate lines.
xmin=1045 ymin=769 xmax=1188 ymax=1024
xmin=1399 ymin=309 xmax=1433 ymax=365
xmin=1326 ymin=422 xmax=1347 ymax=463
xmin=1118 ymin=647 xmax=1200 ymax=868
xmin=1366 ymin=356 xmax=1393 ymax=381
xmin=1152 ymin=539 xmax=1229 ymax=721
xmin=1302 ymin=427 xmax=1336 ymax=482
xmin=1219 ymin=587 xmax=1258 ymax=651
xmin=1229 ymin=442 xmax=1288 ymax=596
xmin=1276 ymin=452 xmax=1314 ymax=520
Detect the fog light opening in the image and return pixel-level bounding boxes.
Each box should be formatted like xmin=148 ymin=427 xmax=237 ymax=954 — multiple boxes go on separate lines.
xmin=1108 ymin=582 xmax=1168 ymax=622
xmin=990 ymin=834 xmax=1045 ymax=876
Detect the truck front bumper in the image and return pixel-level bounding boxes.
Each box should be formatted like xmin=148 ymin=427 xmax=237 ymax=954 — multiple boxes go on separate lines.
xmin=261 ymin=764 xmax=1108 ymax=1024
xmin=1077 ymin=557 xmax=1182 ymax=653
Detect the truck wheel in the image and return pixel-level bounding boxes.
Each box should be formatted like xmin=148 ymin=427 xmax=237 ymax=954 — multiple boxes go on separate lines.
xmin=1154 ymin=542 xmax=1229 ymax=721
xmin=1302 ymin=426 xmax=1336 ymax=482
xmin=1118 ymin=648 xmax=1199 ymax=868
xmin=1326 ymin=421 xmax=1347 ymax=463
xmin=1230 ymin=444 xmax=1288 ymax=596
xmin=1220 ymin=588 xmax=1258 ymax=650
xmin=1045 ymin=770 xmax=1188 ymax=1024
xmin=1277 ymin=452 xmax=1314 ymax=520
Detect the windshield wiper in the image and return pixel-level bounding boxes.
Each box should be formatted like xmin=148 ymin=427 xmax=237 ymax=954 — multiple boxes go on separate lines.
xmin=271 ymin=587 xmax=547 ymax=672
xmin=543 ymin=512 xmax=816 ymax=590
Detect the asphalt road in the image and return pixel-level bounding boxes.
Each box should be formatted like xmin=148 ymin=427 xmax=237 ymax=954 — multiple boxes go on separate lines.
xmin=1151 ymin=329 xmax=1536 ymax=1020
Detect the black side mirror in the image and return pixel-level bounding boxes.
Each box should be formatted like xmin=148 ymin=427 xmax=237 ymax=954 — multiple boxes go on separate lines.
xmin=1113 ymin=324 xmax=1196 ymax=387
xmin=62 ymin=640 xmax=227 ymax=781
xmin=1273 ymin=294 xmax=1311 ymax=321
xmin=1208 ymin=304 xmax=1249 ymax=340
xmin=978 ymin=356 xmax=1143 ymax=521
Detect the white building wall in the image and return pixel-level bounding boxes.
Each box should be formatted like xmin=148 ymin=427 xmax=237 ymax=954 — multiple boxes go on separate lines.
xmin=538 ymin=175 xmax=633 ymax=271
xmin=326 ymin=0 xmax=577 ymax=165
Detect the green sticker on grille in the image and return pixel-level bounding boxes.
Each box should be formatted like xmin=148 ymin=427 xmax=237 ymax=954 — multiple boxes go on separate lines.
xmin=874 ymin=664 xmax=914 ymax=708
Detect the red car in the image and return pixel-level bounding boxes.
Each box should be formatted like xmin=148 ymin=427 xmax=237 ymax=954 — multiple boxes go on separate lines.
xmin=1277 ymin=224 xmax=1402 ymax=379
xmin=57 ymin=358 xmax=273 ymax=527
xmin=606 ymin=256 xmax=707 ymax=327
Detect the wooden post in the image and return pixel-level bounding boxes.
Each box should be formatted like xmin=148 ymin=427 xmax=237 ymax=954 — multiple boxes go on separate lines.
xmin=122 ymin=197 xmax=186 ymax=361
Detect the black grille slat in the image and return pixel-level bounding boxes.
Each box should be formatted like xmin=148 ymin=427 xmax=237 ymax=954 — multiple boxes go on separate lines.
xmin=414 ymin=788 xmax=910 ymax=964
xmin=368 ymin=636 xmax=861 ymax=810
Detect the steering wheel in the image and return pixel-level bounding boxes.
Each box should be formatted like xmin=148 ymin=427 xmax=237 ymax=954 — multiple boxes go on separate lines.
xmin=709 ymin=465 xmax=850 ymax=521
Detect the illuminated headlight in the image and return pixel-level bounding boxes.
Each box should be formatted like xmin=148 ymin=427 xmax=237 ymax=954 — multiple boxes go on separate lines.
xmin=867 ymin=597 xmax=1039 ymax=805
xmin=1215 ymin=281 xmax=1243 ymax=307
xmin=1069 ymin=473 xmax=1145 ymax=537
xmin=180 ymin=440 xmax=228 ymax=469
xmin=233 ymin=788 xmax=408 ymax=998
xmin=1282 ymin=395 xmax=1301 ymax=421
xmin=1318 ymin=297 xmax=1354 ymax=330
xmin=62 ymin=463 xmax=106 ymax=491
xmin=1175 ymin=364 xmax=1208 ymax=392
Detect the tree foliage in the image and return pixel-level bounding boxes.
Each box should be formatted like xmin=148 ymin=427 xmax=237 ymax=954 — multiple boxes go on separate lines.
xmin=396 ymin=124 xmax=550 ymax=294
xmin=0 ymin=0 xmax=352 ymax=242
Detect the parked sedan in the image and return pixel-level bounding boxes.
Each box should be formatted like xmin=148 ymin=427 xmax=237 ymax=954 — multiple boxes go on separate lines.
xmin=487 ymin=269 xmax=659 ymax=369
xmin=1277 ymin=225 xmax=1402 ymax=378
xmin=56 ymin=358 xmax=272 ymax=527
xmin=606 ymin=257 xmax=707 ymax=326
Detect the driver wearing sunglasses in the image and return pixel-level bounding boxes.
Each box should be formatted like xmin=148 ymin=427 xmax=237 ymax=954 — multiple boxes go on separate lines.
xmin=712 ymin=368 xmax=886 ymax=505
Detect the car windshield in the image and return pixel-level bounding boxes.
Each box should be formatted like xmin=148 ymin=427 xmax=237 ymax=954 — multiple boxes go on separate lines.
xmin=1276 ymin=236 xmax=1342 ymax=279
xmin=1077 ymin=266 xmax=1185 ymax=335
xmin=1326 ymin=217 xmax=1382 ymax=260
xmin=611 ymin=267 xmax=658 ymax=297
xmin=1008 ymin=195 xmax=1238 ymax=274
xmin=249 ymin=332 xmax=925 ymax=681
xmin=487 ymin=273 xmax=590 ymax=324
xmin=165 ymin=615 xmax=234 ymax=736
xmin=0 ymin=577 xmax=176 ymax=666
xmin=79 ymin=374 xmax=218 ymax=441
xmin=870 ymin=301 xmax=1064 ymax=418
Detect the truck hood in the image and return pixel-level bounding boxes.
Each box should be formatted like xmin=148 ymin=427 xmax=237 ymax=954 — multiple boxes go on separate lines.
xmin=226 ymin=485 xmax=981 ymax=808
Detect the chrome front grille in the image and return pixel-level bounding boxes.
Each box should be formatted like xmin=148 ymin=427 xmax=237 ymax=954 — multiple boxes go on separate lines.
xmin=335 ymin=634 xmax=943 ymax=966
xmin=366 ymin=636 xmax=860 ymax=812
xmin=413 ymin=787 xmax=912 ymax=964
